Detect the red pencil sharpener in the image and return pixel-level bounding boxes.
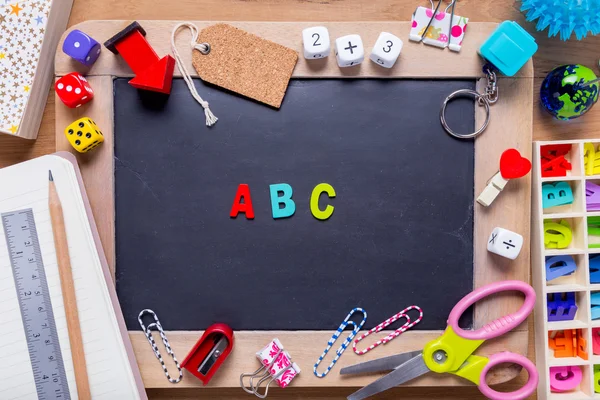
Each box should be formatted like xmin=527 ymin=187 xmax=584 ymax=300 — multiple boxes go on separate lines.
xmin=181 ymin=323 xmax=234 ymax=384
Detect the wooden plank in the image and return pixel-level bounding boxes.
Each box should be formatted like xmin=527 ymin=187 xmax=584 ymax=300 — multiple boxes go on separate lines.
xmin=61 ymin=0 xmax=600 ymax=81
xmin=473 ymin=76 xmax=533 ymax=328
xmin=56 ymin=21 xmax=534 ymax=79
xmin=54 ymin=20 xmax=533 ymax=391
xmin=55 ymin=75 xmax=116 ymax=280
xmin=130 ymin=330 xmax=528 ymax=389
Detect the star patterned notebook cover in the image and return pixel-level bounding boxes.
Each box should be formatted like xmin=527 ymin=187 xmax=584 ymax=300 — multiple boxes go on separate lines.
xmin=0 ymin=0 xmax=51 ymax=135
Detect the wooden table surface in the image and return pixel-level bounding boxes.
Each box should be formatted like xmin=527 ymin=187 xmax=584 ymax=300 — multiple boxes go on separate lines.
xmin=2 ymin=0 xmax=599 ymax=398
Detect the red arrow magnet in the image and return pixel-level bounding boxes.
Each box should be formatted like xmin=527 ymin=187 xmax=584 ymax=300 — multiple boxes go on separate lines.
xmin=104 ymin=21 xmax=175 ymax=94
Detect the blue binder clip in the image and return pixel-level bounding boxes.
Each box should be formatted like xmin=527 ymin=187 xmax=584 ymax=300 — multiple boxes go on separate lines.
xmin=591 ymin=292 xmax=600 ymax=320
xmin=478 ymin=21 xmax=538 ymax=76
xmin=547 ymin=292 xmax=577 ymax=322
xmin=545 ymin=255 xmax=576 ymax=282
xmin=590 ymin=255 xmax=600 ymax=284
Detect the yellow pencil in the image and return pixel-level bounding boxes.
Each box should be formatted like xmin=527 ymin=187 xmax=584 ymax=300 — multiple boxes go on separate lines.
xmin=49 ymin=170 xmax=91 ymax=400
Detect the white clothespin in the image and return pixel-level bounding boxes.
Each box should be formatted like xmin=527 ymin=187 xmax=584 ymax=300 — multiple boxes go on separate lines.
xmin=476 ymin=148 xmax=532 ymax=207
xmin=477 ymin=171 xmax=509 ymax=206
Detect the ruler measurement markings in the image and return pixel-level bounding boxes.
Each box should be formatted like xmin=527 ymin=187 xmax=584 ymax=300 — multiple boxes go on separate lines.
xmin=1 ymin=209 xmax=71 ymax=400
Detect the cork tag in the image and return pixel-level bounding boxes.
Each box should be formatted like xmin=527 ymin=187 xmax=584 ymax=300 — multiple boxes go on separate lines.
xmin=192 ymin=24 xmax=298 ymax=108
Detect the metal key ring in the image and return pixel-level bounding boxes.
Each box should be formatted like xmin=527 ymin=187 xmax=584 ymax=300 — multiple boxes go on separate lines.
xmin=440 ymin=89 xmax=491 ymax=140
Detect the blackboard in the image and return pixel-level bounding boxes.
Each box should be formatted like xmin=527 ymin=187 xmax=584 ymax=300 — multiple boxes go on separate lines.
xmin=114 ymin=78 xmax=475 ymax=331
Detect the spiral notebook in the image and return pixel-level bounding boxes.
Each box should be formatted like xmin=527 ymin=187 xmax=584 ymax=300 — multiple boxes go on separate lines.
xmin=0 ymin=153 xmax=146 ymax=399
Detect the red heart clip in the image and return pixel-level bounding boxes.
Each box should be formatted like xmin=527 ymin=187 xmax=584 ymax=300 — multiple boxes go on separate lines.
xmin=499 ymin=148 xmax=532 ymax=179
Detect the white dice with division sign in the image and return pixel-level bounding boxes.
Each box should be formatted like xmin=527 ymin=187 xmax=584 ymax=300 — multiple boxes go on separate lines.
xmin=334 ymin=34 xmax=364 ymax=67
xmin=487 ymin=227 xmax=524 ymax=260
xmin=370 ymin=32 xmax=403 ymax=68
xmin=302 ymin=26 xmax=330 ymax=59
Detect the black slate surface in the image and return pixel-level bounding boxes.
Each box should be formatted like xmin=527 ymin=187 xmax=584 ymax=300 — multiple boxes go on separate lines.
xmin=114 ymin=78 xmax=476 ymax=331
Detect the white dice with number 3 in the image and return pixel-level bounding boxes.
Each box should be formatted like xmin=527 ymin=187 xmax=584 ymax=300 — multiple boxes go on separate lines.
xmin=335 ymin=34 xmax=364 ymax=67
xmin=302 ymin=26 xmax=330 ymax=59
xmin=370 ymin=32 xmax=403 ymax=68
xmin=487 ymin=227 xmax=523 ymax=260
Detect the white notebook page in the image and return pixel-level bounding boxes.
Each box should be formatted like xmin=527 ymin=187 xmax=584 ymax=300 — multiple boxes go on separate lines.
xmin=0 ymin=155 xmax=141 ymax=400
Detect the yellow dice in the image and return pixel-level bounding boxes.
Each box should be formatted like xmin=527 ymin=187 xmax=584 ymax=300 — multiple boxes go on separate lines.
xmin=64 ymin=117 xmax=104 ymax=153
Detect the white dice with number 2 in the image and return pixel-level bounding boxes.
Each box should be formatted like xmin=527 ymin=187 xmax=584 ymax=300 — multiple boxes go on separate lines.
xmin=487 ymin=227 xmax=523 ymax=260
xmin=302 ymin=26 xmax=330 ymax=59
xmin=370 ymin=32 xmax=403 ymax=68
xmin=335 ymin=34 xmax=364 ymax=67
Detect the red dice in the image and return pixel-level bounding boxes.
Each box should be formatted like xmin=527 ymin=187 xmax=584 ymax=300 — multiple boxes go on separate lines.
xmin=55 ymin=72 xmax=94 ymax=108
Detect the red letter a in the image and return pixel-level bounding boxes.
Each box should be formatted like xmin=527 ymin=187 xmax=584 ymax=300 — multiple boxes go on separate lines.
xmin=230 ymin=184 xmax=255 ymax=219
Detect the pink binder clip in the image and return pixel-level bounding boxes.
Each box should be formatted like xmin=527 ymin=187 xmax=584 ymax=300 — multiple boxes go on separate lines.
xmin=352 ymin=305 xmax=423 ymax=355
xmin=240 ymin=339 xmax=300 ymax=398
xmin=409 ymin=0 xmax=469 ymax=52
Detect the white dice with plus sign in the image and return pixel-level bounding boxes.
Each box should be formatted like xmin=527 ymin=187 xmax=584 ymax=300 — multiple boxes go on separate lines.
xmin=487 ymin=227 xmax=523 ymax=260
xmin=302 ymin=26 xmax=330 ymax=59
xmin=334 ymin=34 xmax=364 ymax=67
xmin=370 ymin=32 xmax=403 ymax=68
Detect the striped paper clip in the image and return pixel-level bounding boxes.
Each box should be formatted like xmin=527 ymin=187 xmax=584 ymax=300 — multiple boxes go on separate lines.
xmin=313 ymin=307 xmax=367 ymax=378
xmin=138 ymin=309 xmax=183 ymax=384
xmin=240 ymin=339 xmax=300 ymax=398
xmin=352 ymin=305 xmax=423 ymax=355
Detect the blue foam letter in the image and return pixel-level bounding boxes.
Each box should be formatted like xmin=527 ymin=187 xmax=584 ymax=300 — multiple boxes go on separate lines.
xmin=269 ymin=183 xmax=296 ymax=219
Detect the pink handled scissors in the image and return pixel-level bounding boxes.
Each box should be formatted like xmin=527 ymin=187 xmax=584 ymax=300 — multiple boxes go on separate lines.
xmin=340 ymin=280 xmax=538 ymax=400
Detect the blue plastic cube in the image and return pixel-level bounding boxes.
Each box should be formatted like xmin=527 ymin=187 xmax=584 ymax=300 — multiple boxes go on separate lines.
xmin=62 ymin=29 xmax=101 ymax=66
xmin=478 ymin=21 xmax=537 ymax=77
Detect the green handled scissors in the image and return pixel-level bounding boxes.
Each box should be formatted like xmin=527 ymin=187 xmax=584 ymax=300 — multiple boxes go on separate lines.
xmin=340 ymin=280 xmax=538 ymax=400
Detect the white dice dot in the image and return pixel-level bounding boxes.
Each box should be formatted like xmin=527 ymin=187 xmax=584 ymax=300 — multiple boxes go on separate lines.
xmin=74 ymin=41 xmax=80 ymax=48
xmin=370 ymin=32 xmax=403 ymax=69
xmin=86 ymin=56 xmax=90 ymax=61
xmin=487 ymin=227 xmax=523 ymax=260
xmin=334 ymin=34 xmax=364 ymax=68
xmin=96 ymin=48 xmax=101 ymax=54
xmin=75 ymin=88 xmax=81 ymax=94
xmin=57 ymin=83 xmax=64 ymax=90
xmin=302 ymin=26 xmax=330 ymax=60
xmin=66 ymin=85 xmax=72 ymax=92
xmin=82 ymin=95 xmax=88 ymax=100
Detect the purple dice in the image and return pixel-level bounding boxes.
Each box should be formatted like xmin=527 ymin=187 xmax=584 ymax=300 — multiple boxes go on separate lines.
xmin=62 ymin=29 xmax=101 ymax=66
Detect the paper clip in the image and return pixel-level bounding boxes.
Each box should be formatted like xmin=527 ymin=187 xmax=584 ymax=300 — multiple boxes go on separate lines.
xmin=240 ymin=339 xmax=300 ymax=398
xmin=313 ymin=307 xmax=367 ymax=378
xmin=352 ymin=305 xmax=423 ymax=355
xmin=138 ymin=309 xmax=183 ymax=384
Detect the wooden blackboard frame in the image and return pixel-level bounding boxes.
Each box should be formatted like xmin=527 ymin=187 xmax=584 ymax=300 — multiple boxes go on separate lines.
xmin=55 ymin=21 xmax=533 ymax=391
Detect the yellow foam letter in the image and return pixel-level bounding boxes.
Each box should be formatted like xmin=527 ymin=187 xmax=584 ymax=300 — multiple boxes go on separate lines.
xmin=310 ymin=183 xmax=336 ymax=220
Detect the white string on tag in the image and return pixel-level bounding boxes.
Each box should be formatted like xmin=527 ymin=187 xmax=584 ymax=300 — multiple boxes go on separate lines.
xmin=171 ymin=22 xmax=218 ymax=127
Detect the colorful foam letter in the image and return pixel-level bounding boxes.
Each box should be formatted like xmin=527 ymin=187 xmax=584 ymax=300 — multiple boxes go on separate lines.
xmin=548 ymin=329 xmax=576 ymax=358
xmin=545 ymin=255 xmax=576 ymax=281
xmin=230 ymin=184 xmax=255 ymax=219
xmin=269 ymin=183 xmax=296 ymax=219
xmin=544 ymin=219 xmax=572 ymax=249
xmin=591 ymin=255 xmax=600 ymax=283
xmin=310 ymin=183 xmax=336 ymax=220
xmin=592 ymin=292 xmax=600 ymax=320
xmin=542 ymin=182 xmax=573 ymax=209
xmin=550 ymin=365 xmax=582 ymax=393
xmin=547 ymin=292 xmax=577 ymax=322
xmin=593 ymin=328 xmax=600 ymax=355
